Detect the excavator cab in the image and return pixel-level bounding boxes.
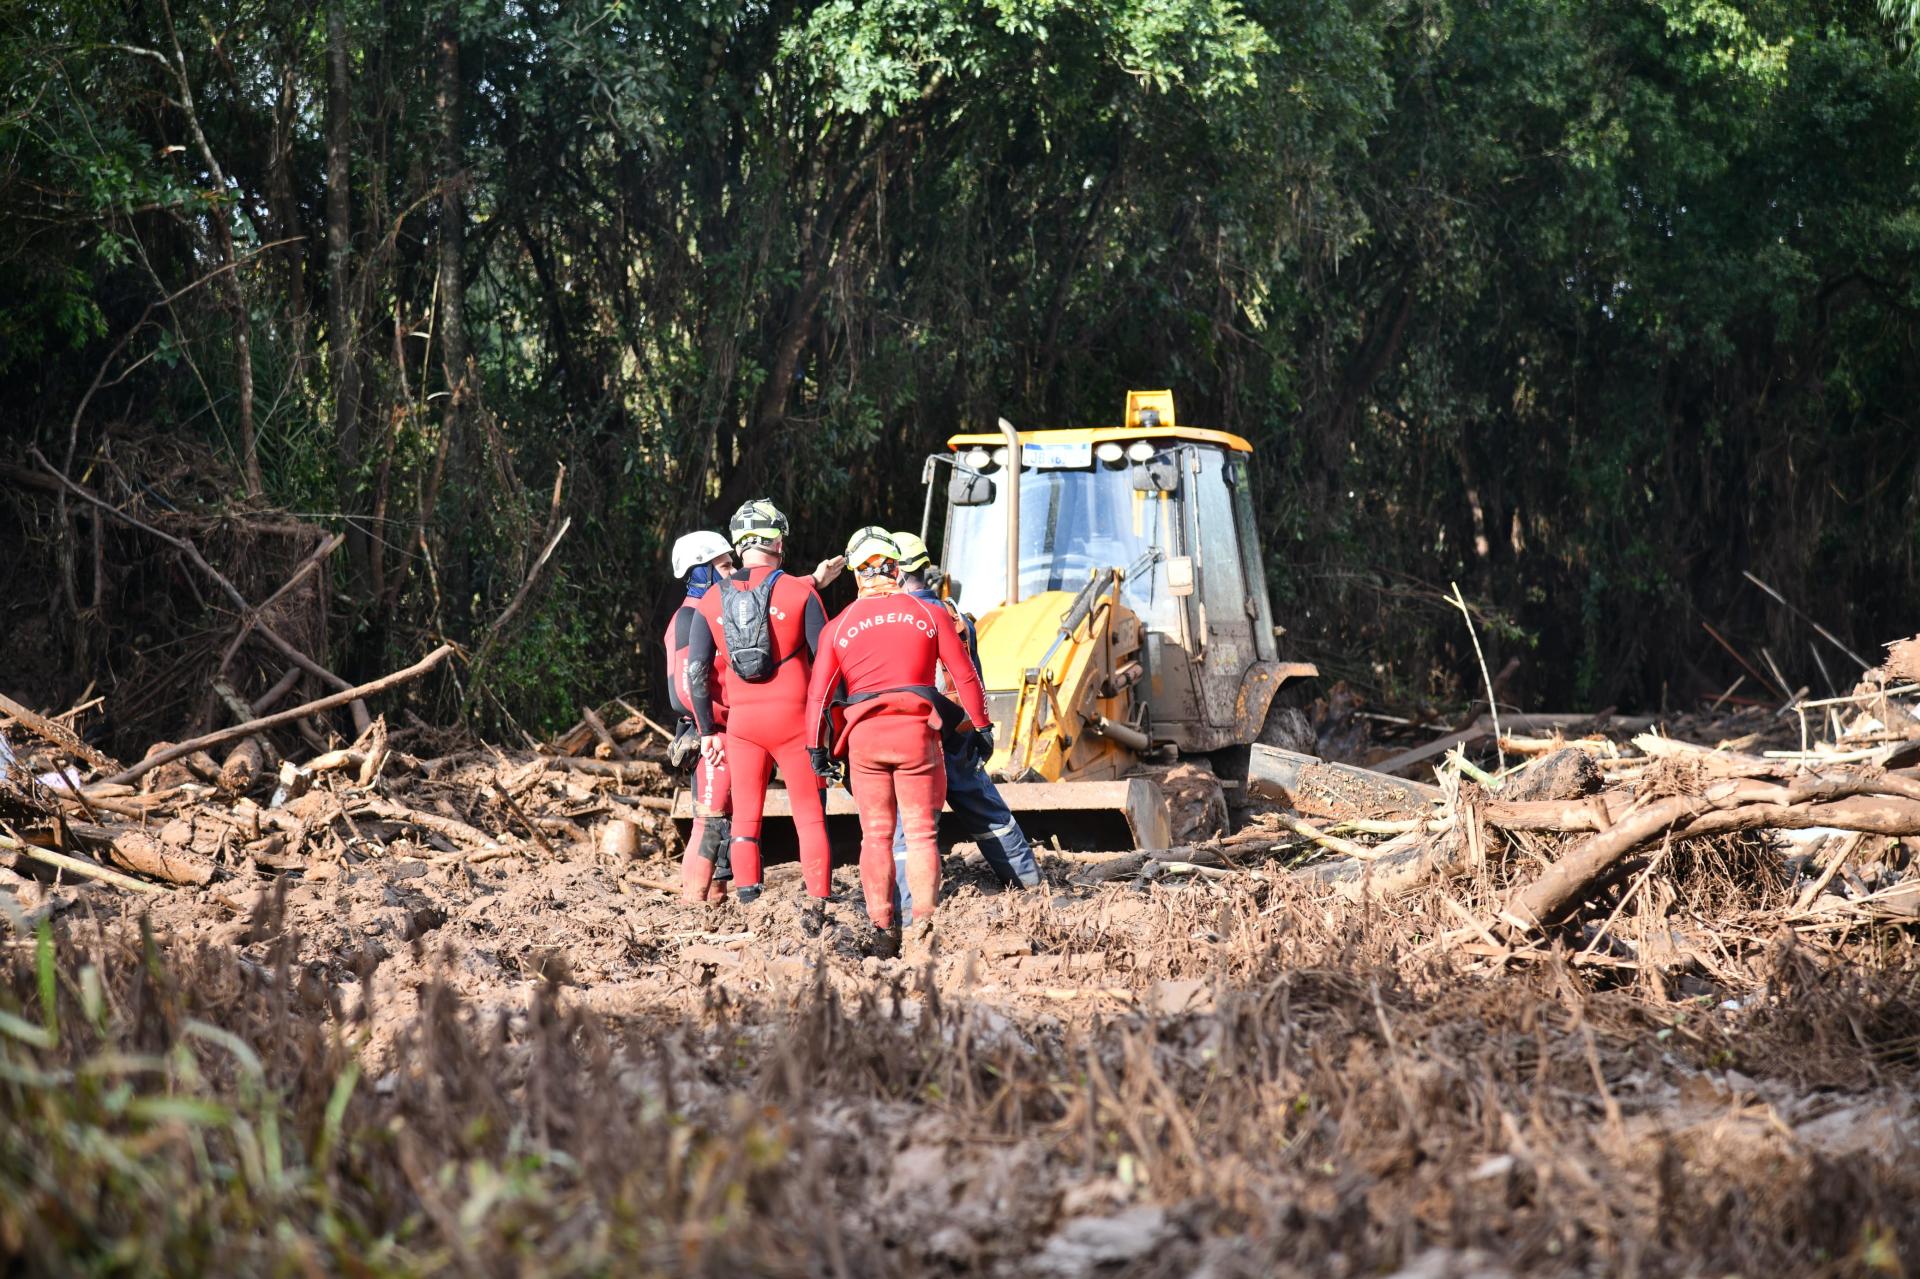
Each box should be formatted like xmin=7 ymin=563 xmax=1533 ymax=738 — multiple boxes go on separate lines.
xmin=924 ymin=391 xmax=1316 ymax=849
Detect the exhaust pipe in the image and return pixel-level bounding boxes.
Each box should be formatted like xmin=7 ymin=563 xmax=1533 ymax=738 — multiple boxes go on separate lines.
xmin=997 ymin=416 xmax=1021 ymax=604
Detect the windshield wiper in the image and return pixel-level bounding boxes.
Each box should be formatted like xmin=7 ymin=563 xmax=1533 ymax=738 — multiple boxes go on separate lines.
xmin=1124 ymin=546 xmax=1162 ymax=583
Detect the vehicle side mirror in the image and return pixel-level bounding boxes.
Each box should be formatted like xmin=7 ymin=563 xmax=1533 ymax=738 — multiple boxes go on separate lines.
xmin=1166 ymin=555 xmax=1196 ymax=597
xmin=1131 ymin=456 xmax=1179 ymax=492
xmin=950 ymin=471 xmax=995 ymax=506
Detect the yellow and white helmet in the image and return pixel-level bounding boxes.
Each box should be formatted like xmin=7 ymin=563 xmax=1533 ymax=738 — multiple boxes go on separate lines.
xmin=728 ymin=498 xmax=789 ymax=551
xmin=844 ymin=525 xmax=901 ymax=570
xmin=890 ymin=530 xmax=931 ymax=574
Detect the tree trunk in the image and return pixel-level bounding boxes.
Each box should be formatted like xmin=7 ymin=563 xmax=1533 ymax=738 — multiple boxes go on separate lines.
xmin=267 ymin=63 xmax=305 ymax=325
xmin=435 ymin=8 xmax=472 ymax=631
xmin=160 ymin=0 xmax=262 ymax=499
xmin=326 ymin=0 xmax=368 ymax=595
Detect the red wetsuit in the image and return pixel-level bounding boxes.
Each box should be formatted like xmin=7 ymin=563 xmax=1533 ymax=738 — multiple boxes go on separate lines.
xmin=686 ymin=566 xmax=831 ymax=895
xmin=803 ymin=589 xmax=989 ymax=928
xmin=665 ymin=598 xmax=731 ymax=900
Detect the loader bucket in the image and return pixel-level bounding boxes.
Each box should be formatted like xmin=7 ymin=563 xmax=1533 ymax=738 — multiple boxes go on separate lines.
xmin=671 ymin=775 xmax=1174 ymax=857
xmin=668 ymin=783 xmax=864 ymax=860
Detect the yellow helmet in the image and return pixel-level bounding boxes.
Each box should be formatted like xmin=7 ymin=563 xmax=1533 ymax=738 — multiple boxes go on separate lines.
xmin=728 ymin=498 xmax=789 ymax=550
xmin=844 ymin=525 xmax=900 ymax=569
xmin=891 ymin=530 xmax=930 ymax=573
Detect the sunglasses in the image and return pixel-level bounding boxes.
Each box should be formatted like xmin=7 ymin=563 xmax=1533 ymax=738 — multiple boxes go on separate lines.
xmin=854 ymin=561 xmax=898 ymax=579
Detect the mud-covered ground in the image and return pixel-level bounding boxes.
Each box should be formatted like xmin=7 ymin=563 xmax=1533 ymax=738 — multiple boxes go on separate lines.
xmin=11 ymin=771 xmax=1920 ymax=1276
xmin=8 ymin=677 xmax=1920 ymax=1274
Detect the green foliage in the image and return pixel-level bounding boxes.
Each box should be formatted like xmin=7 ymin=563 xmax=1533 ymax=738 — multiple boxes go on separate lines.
xmin=469 ymin=581 xmax=611 ymax=738
xmin=3 ymin=0 xmax=1918 ymax=717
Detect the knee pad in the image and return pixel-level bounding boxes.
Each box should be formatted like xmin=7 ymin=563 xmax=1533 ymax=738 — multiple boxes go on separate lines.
xmin=689 ymin=817 xmax=730 ymax=860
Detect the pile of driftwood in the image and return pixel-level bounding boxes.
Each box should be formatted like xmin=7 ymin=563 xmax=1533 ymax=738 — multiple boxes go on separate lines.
xmin=1238 ymin=635 xmax=1920 ymax=953
xmin=0 ymin=674 xmax=683 ymax=908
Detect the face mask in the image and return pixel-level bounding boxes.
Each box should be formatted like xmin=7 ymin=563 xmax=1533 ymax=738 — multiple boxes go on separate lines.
xmin=686 ymin=564 xmax=723 ymax=597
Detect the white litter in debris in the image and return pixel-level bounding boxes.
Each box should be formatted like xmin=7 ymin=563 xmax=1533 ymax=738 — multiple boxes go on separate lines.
xmin=1776 ymin=826 xmax=1854 ymax=850
xmin=0 ymin=730 xmax=13 ymax=782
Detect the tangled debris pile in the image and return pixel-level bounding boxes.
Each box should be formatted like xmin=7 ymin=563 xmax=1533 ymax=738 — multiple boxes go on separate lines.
xmin=1090 ymin=634 xmax=1920 ymax=991
xmin=0 ymin=682 xmax=685 ymax=920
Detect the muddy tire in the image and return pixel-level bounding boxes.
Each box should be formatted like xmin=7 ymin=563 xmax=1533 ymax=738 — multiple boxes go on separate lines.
xmin=1256 ymin=705 xmax=1316 ymax=753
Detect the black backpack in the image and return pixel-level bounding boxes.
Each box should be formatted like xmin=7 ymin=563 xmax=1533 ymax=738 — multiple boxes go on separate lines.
xmin=720 ymin=570 xmax=784 ymax=682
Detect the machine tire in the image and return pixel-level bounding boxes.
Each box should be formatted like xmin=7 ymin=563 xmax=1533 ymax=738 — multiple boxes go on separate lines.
xmin=1256 ymin=705 xmax=1316 ymax=754
xmin=1214 ymin=693 xmax=1319 ymax=833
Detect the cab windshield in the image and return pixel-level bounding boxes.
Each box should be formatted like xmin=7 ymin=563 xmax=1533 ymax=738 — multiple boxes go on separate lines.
xmin=941 ymin=463 xmax=1182 ymax=632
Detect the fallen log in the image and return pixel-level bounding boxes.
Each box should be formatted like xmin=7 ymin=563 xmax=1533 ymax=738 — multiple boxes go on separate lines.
xmin=48 ymin=786 xmax=191 ymax=820
xmin=0 ymin=832 xmax=167 ymax=895
xmin=355 ymin=796 xmax=505 ymax=852
xmin=105 ymin=830 xmax=216 ymax=887
xmin=600 ymin=819 xmax=639 ymax=859
xmin=615 ymin=703 xmax=675 ymax=744
xmin=101 ymin=645 xmax=455 ymax=787
xmin=252 ymin=666 xmax=304 ymax=715
xmin=492 ymin=782 xmax=557 ymax=856
xmin=1247 ymin=745 xmax=1440 ymax=818
xmin=1294 ymin=831 xmax=1449 ymax=900
xmin=218 ymin=735 xmax=266 ymax=793
xmin=608 ymin=793 xmax=675 ymax=813
xmin=540 ymin=756 xmax=664 ymax=781
xmin=1375 ymin=713 xmax=1654 ymax=779
xmin=1274 ymin=811 xmax=1377 ymax=860
xmin=0 ymin=691 xmax=118 ymax=773
xmin=580 ymin=705 xmax=628 ymax=760
xmin=1503 ymin=771 xmax=1920 ymax=931
xmin=1068 ymin=845 xmax=1234 ymax=885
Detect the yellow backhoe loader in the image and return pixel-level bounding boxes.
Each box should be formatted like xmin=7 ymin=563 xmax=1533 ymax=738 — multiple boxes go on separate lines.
xmin=925 ymin=390 xmax=1315 ymax=848
xmin=670 ymin=390 xmax=1314 ymax=852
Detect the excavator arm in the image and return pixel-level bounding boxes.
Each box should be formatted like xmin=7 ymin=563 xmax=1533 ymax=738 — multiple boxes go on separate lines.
xmin=965 ymin=569 xmax=1172 ymax=847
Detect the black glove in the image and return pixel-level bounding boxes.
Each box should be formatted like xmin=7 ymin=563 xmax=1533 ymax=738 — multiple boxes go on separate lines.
xmin=808 ymin=746 xmax=835 ymax=779
xmin=970 ymin=724 xmax=996 ymax=763
xmin=666 ymin=719 xmax=701 ymax=771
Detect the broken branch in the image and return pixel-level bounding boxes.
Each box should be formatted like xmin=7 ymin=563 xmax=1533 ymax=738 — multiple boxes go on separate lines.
xmin=101 ymin=645 xmax=455 ymax=787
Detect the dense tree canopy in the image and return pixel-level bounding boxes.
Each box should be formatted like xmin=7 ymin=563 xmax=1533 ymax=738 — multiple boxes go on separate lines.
xmin=3 ymin=0 xmax=1917 ymax=732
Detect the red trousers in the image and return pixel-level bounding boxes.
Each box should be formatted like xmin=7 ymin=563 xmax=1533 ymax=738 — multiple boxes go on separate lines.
xmin=847 ymin=714 xmax=945 ymax=928
xmin=726 ymin=704 xmax=831 ymax=897
xmin=679 ymin=753 xmax=731 ymax=902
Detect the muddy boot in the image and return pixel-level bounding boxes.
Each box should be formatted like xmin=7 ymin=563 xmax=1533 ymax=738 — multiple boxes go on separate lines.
xmin=900 ymin=917 xmax=937 ymax=966
xmin=868 ymin=919 xmax=901 ymax=959
xmin=800 ymin=896 xmax=830 ymax=937
xmin=734 ymin=884 xmax=764 ymax=906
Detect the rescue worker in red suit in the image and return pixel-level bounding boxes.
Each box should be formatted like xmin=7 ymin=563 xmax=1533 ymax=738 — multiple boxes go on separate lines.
xmin=665 ymin=530 xmax=736 ymax=903
xmin=684 ymin=499 xmax=837 ymax=910
xmin=804 ymin=528 xmax=992 ymax=960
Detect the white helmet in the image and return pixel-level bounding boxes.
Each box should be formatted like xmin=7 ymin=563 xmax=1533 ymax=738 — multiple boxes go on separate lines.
xmin=671 ymin=530 xmax=733 ymax=579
